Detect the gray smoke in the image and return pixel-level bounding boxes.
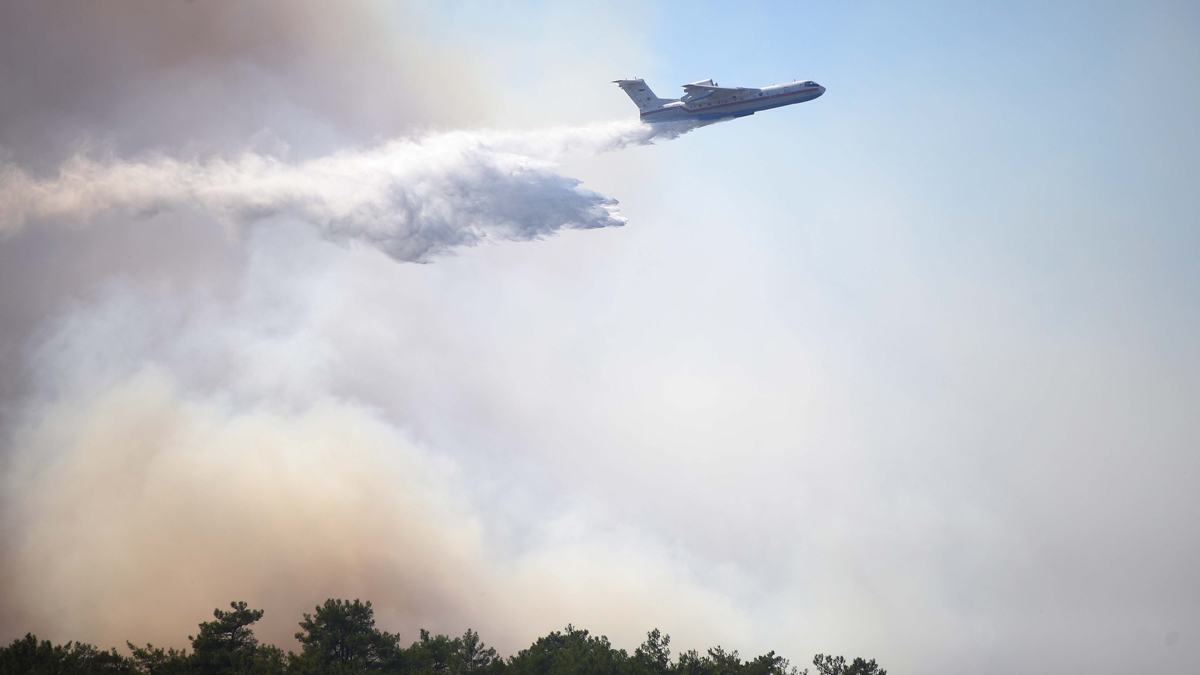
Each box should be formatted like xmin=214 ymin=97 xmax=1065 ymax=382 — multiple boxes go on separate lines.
xmin=0 ymin=273 xmax=746 ymax=652
xmin=0 ymin=0 xmax=735 ymax=661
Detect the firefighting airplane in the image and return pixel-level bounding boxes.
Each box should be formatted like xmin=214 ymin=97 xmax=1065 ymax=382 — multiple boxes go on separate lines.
xmin=614 ymin=77 xmax=825 ymax=122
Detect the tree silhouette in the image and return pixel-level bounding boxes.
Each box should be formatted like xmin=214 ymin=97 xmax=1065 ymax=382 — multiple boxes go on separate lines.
xmin=811 ymin=654 xmax=885 ymax=675
xmin=188 ymin=601 xmax=275 ymax=675
xmin=0 ymin=633 xmax=131 ymax=674
xmin=632 ymin=629 xmax=671 ymax=675
xmin=293 ymin=599 xmax=401 ymax=674
xmin=126 ymin=641 xmax=189 ymax=675
xmin=0 ymin=600 xmax=886 ymax=675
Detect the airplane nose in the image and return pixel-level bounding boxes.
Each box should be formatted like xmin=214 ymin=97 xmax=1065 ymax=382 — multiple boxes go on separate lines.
xmin=817 ymin=85 xmax=826 ymax=96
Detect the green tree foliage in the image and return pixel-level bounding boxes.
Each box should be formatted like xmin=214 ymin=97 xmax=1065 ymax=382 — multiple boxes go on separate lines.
xmin=811 ymin=654 xmax=885 ymax=675
xmin=506 ymin=625 xmax=629 ymax=675
xmin=671 ymin=645 xmax=794 ymax=675
xmin=292 ymin=600 xmax=401 ymax=674
xmin=448 ymin=629 xmax=500 ymax=675
xmin=189 ymin=601 xmax=273 ymax=675
xmin=126 ymin=642 xmax=190 ymax=675
xmin=404 ymin=628 xmax=500 ymax=675
xmin=0 ymin=600 xmax=886 ymax=675
xmin=631 ymin=630 xmax=670 ymax=675
xmin=0 ymin=633 xmax=132 ymax=674
xmin=743 ymin=651 xmax=795 ymax=675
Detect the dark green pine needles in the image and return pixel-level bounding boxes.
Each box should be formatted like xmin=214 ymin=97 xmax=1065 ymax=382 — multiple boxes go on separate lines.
xmin=0 ymin=600 xmax=885 ymax=675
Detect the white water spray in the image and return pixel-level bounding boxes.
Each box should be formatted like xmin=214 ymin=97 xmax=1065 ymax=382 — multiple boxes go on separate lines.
xmin=0 ymin=120 xmax=702 ymax=262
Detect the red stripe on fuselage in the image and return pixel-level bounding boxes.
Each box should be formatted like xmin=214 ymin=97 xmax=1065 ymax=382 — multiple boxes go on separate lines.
xmin=640 ymin=86 xmax=819 ymax=117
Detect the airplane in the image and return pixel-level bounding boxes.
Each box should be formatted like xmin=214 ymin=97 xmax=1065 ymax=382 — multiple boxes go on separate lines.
xmin=614 ymin=77 xmax=825 ymax=122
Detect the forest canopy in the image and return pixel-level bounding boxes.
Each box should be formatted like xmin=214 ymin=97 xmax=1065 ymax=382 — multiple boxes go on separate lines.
xmin=0 ymin=600 xmax=886 ymax=675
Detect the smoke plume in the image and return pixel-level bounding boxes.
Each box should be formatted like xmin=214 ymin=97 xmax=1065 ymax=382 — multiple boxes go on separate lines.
xmin=0 ymin=243 xmax=746 ymax=653
xmin=0 ymin=104 xmax=714 ymax=650
xmin=0 ymin=0 xmax=735 ymax=660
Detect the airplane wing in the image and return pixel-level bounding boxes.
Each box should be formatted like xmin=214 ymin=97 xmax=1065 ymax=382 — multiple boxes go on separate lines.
xmin=681 ymin=82 xmax=747 ymax=97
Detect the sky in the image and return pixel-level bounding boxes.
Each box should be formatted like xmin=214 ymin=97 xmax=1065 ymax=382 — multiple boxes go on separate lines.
xmin=1 ymin=1 xmax=1198 ymax=674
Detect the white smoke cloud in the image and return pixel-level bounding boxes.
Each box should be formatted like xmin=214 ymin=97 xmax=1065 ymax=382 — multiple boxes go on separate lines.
xmin=0 ymin=255 xmax=748 ymax=653
xmin=0 ymin=120 xmax=701 ymax=262
xmin=0 ymin=0 xmax=733 ymax=661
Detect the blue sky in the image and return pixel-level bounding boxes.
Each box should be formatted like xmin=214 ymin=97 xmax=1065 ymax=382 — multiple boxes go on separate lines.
xmin=414 ymin=0 xmax=1200 ymax=333
xmin=409 ymin=2 xmax=1200 ymax=668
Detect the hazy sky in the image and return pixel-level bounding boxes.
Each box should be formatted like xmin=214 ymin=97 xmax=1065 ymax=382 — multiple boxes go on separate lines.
xmin=1 ymin=2 xmax=1198 ymax=674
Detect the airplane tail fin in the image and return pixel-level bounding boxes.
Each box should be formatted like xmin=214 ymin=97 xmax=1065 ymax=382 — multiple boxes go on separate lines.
xmin=613 ymin=79 xmax=676 ymax=111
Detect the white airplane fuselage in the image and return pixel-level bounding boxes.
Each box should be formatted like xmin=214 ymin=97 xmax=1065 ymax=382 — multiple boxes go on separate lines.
xmin=615 ymin=78 xmax=825 ymax=123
